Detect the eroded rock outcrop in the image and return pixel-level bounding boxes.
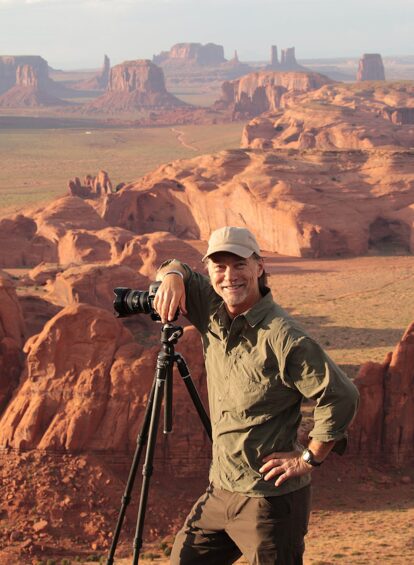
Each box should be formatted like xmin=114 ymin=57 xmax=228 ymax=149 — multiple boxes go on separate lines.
xmin=215 ymin=70 xmax=333 ymax=118
xmin=85 ymin=60 xmax=185 ymax=113
xmin=102 ymin=147 xmax=414 ymax=258
xmin=0 ymin=304 xmax=208 ymax=466
xmin=357 ymin=53 xmax=385 ymax=81
xmin=0 ymin=274 xmax=25 ymax=413
xmin=350 ymin=322 xmax=414 ymax=462
xmin=68 ymin=170 xmax=114 ymax=198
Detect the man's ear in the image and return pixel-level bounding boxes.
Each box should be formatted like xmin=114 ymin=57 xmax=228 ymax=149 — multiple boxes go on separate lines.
xmin=257 ymin=259 xmax=264 ymax=277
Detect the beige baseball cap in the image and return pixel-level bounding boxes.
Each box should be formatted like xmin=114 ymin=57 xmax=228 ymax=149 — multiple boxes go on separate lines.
xmin=202 ymin=226 xmax=261 ymax=261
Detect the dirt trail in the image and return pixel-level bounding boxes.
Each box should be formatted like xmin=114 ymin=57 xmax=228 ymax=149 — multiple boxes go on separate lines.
xmin=170 ymin=127 xmax=199 ymax=151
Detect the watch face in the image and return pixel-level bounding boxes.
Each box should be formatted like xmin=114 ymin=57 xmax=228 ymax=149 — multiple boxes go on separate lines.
xmin=303 ymin=449 xmax=311 ymax=463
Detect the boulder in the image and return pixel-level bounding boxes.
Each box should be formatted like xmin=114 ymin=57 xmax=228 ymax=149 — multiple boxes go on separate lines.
xmin=46 ymin=264 xmax=149 ymax=312
xmin=0 ymin=273 xmax=25 ymax=414
xmin=350 ymin=322 xmax=414 ymax=462
xmin=357 ymin=53 xmax=385 ymax=81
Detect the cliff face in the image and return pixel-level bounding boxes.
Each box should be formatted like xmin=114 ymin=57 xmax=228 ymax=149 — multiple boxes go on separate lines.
xmin=215 ymin=70 xmax=333 ymax=117
xmin=357 ymin=53 xmax=385 ymax=81
xmin=154 ymin=42 xmax=226 ymax=66
xmin=86 ymin=60 xmax=185 ymax=112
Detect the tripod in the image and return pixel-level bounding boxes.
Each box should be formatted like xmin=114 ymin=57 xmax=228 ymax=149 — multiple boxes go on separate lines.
xmin=106 ymin=323 xmax=212 ymax=565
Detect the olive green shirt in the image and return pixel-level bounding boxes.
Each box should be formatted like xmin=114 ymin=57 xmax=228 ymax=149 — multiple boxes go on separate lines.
xmin=173 ymin=264 xmax=359 ymax=497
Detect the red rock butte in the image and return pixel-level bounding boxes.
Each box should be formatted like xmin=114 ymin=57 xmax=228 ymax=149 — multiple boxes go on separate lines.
xmin=153 ymin=42 xmax=226 ymax=67
xmin=0 ymin=55 xmax=68 ymax=107
xmin=85 ymin=59 xmax=186 ymax=112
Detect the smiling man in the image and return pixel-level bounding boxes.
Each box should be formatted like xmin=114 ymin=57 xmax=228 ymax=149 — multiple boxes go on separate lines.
xmin=154 ymin=226 xmax=359 ymax=565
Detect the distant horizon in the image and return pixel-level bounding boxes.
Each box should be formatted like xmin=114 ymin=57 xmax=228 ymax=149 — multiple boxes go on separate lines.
xmin=1 ymin=0 xmax=413 ymax=69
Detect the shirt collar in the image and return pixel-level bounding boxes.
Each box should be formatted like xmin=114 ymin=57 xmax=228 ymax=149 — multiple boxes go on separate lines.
xmin=211 ymin=288 xmax=273 ymax=329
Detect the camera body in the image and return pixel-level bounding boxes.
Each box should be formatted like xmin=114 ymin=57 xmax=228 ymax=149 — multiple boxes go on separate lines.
xmin=113 ymin=281 xmax=178 ymax=322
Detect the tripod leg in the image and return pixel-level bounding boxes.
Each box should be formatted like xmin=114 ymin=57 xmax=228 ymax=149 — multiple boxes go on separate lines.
xmin=106 ymin=378 xmax=157 ymax=565
xmin=175 ymin=354 xmax=212 ymax=442
xmin=132 ymin=367 xmax=167 ymax=564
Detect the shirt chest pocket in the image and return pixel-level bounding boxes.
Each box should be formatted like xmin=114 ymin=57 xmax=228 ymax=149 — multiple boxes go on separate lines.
xmin=229 ymin=351 xmax=281 ymax=411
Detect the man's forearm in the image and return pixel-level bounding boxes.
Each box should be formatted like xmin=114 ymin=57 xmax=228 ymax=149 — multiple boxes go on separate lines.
xmin=156 ymin=259 xmax=188 ymax=281
xmin=307 ymin=439 xmax=336 ymax=464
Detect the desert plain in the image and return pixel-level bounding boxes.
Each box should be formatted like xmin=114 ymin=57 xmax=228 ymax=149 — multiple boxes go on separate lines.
xmin=0 ymin=44 xmax=413 ymax=565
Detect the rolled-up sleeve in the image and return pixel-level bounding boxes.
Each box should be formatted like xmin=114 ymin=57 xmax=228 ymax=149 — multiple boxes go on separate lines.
xmin=285 ymin=337 xmax=359 ymax=447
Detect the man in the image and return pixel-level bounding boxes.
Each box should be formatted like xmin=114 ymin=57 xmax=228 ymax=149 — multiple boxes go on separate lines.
xmin=154 ymin=226 xmax=359 ymax=565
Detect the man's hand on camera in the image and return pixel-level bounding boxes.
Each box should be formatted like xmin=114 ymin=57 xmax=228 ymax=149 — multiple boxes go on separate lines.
xmin=259 ymin=450 xmax=313 ymax=488
xmin=154 ymin=273 xmax=187 ymax=323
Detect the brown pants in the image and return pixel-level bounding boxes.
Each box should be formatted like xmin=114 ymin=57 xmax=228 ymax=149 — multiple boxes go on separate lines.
xmin=170 ymin=484 xmax=311 ymax=565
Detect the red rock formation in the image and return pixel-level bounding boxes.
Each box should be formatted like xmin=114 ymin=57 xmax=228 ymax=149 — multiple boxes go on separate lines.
xmin=0 ymin=55 xmax=48 ymax=93
xmin=73 ymin=54 xmax=110 ymax=90
xmin=68 ymin=170 xmax=114 ymax=198
xmin=215 ymin=70 xmax=332 ymax=117
xmin=0 ymin=55 xmax=67 ymax=107
xmin=0 ymin=273 xmax=25 ymax=413
xmin=85 ymin=60 xmax=185 ymax=113
xmin=357 ymin=53 xmax=385 ymax=81
xmin=349 ymin=322 xmax=414 ymax=462
xmin=0 ymin=215 xmax=57 ymax=268
xmin=241 ymin=103 xmax=414 ymax=151
xmin=57 ymin=227 xmax=134 ymax=266
xmin=46 ymin=264 xmax=149 ymax=312
xmin=154 ymin=43 xmax=226 ymax=67
xmin=33 ymin=196 xmax=108 ymax=241
xmin=102 ymin=147 xmax=414 ymax=258
xmin=117 ymin=231 xmax=203 ymax=278
xmin=0 ymin=304 xmax=208 ymax=465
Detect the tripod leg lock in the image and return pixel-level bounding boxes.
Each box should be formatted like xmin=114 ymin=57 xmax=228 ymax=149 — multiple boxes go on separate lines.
xmin=142 ymin=464 xmax=153 ymax=477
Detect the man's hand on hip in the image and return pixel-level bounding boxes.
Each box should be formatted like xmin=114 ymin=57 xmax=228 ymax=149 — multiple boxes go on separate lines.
xmin=259 ymin=450 xmax=313 ymax=488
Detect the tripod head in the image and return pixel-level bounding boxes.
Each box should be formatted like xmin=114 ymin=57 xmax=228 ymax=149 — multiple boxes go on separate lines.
xmin=160 ymin=323 xmax=183 ymax=345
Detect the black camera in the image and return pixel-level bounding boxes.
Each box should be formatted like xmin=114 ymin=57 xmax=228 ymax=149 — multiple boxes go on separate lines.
xmin=113 ymin=282 xmax=178 ymax=322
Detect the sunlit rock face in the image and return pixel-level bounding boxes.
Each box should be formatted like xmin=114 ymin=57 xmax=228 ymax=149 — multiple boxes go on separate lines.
xmin=350 ymin=322 xmax=414 ymax=463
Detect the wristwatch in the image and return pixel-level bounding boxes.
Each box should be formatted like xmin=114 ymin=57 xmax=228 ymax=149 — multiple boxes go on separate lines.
xmin=302 ymin=448 xmax=323 ymax=467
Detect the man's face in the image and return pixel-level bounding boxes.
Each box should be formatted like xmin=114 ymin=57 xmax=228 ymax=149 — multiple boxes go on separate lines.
xmin=207 ymin=252 xmax=264 ymax=316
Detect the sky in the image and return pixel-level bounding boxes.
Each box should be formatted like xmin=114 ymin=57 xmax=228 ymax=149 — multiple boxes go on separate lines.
xmin=0 ymin=0 xmax=413 ymax=70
